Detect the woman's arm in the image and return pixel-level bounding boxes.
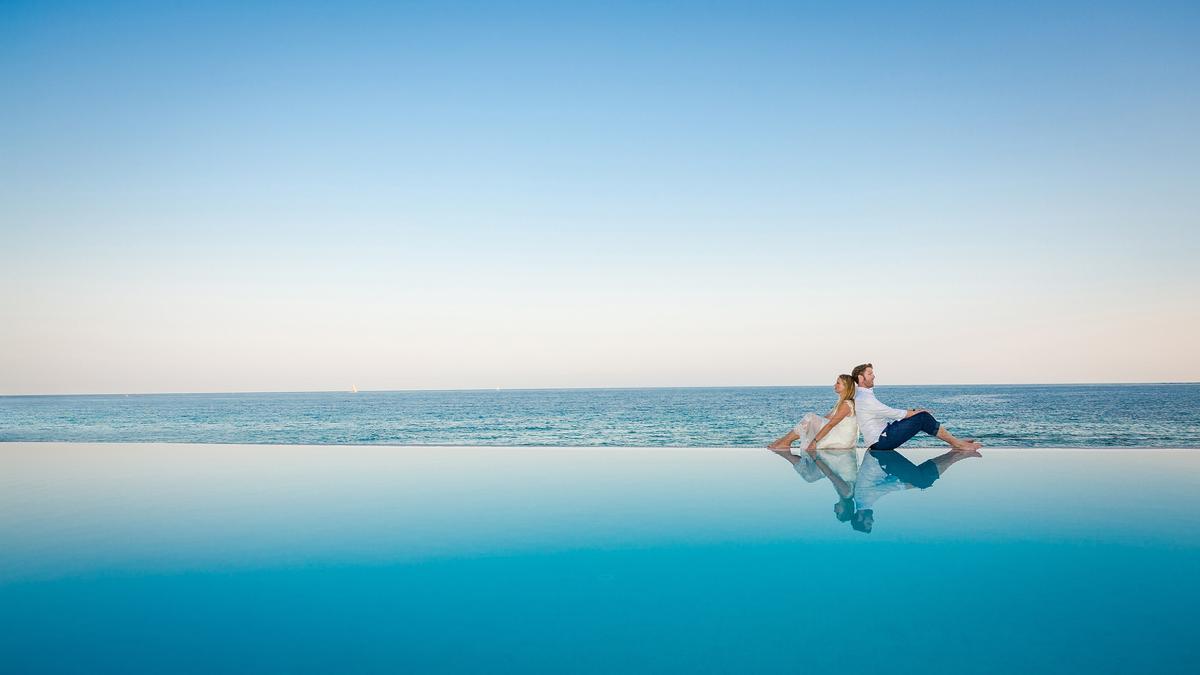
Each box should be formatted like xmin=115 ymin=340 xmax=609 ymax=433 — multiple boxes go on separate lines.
xmin=806 ymin=400 xmax=852 ymax=450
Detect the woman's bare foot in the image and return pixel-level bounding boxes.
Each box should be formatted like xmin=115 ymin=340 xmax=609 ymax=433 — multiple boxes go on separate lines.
xmin=768 ymin=431 xmax=799 ymax=451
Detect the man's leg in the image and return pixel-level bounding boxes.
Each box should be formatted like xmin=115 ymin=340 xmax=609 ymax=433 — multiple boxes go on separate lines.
xmin=870 ymin=412 xmax=939 ymax=450
xmin=934 ymin=425 xmax=980 ymax=451
xmin=871 ymin=412 xmax=980 ymax=451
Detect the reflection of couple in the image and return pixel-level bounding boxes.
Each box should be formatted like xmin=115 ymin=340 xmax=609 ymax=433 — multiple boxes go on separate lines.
xmin=769 ymin=442 xmax=978 ymax=532
xmin=767 ymin=363 xmax=983 ymax=532
xmin=769 ymin=363 xmax=982 ymax=454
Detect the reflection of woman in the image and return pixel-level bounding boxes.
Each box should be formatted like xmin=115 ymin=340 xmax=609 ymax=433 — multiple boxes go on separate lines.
xmin=768 ymin=446 xmax=859 ymax=523
xmin=769 ymin=375 xmax=859 ymax=453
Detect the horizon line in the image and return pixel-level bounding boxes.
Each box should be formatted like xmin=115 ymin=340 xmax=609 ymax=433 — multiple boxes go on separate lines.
xmin=3 ymin=380 xmax=1198 ymax=398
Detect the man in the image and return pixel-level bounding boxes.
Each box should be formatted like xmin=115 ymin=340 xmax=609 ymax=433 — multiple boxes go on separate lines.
xmin=850 ymin=363 xmax=982 ymax=453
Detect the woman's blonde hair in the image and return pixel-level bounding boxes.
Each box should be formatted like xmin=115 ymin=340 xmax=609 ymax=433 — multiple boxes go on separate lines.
xmin=836 ymin=374 xmax=856 ymax=409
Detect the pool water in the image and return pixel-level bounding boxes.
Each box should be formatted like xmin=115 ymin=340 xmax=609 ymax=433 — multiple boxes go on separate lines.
xmin=2 ymin=443 xmax=1197 ymax=673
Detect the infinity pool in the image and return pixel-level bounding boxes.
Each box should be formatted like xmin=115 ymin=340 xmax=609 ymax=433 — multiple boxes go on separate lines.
xmin=2 ymin=443 xmax=1197 ymax=673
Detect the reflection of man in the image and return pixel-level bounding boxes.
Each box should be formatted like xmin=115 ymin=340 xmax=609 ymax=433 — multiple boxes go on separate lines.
xmin=849 ymin=448 xmax=980 ymax=533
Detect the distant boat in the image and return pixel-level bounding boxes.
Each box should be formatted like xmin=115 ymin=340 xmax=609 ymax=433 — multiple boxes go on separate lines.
xmin=351 ymin=384 xmax=358 ymax=393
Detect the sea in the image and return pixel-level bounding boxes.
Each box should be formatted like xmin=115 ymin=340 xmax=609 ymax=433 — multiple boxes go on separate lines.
xmin=2 ymin=383 xmax=1198 ymax=448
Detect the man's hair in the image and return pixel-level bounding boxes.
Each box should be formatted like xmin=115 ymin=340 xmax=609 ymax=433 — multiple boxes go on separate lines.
xmin=851 ymin=363 xmax=873 ymax=381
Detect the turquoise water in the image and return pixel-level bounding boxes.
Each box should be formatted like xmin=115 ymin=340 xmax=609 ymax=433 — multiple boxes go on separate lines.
xmin=3 ymin=383 xmax=1199 ymax=447
xmin=1 ymin=443 xmax=1196 ymax=672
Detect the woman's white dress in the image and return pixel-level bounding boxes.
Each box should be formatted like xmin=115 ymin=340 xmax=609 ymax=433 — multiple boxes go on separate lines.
xmin=792 ymin=400 xmax=858 ymax=450
xmin=789 ymin=400 xmax=860 ymax=484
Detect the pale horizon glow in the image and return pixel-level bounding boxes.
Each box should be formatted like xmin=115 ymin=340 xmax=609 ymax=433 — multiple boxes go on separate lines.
xmin=2 ymin=1 xmax=1199 ymax=395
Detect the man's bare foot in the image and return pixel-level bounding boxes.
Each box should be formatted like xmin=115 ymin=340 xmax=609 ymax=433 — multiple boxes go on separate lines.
xmin=953 ymin=440 xmax=983 ymax=453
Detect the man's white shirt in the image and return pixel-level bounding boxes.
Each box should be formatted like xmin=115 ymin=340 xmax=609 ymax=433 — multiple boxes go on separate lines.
xmin=854 ymin=387 xmax=908 ymax=447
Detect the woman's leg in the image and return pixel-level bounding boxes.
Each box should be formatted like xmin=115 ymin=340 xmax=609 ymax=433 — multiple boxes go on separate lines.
xmin=769 ymin=413 xmax=823 ymax=450
xmin=768 ymin=430 xmax=800 ymax=450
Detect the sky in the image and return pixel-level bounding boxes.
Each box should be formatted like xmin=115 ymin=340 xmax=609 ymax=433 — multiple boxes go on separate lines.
xmin=2 ymin=0 xmax=1198 ymax=395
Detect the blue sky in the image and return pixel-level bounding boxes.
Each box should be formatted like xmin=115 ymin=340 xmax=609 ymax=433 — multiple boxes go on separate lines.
xmin=2 ymin=1 xmax=1198 ymax=394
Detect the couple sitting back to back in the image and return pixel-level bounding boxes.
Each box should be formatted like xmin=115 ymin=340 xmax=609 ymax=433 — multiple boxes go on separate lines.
xmin=769 ymin=363 xmax=982 ymax=454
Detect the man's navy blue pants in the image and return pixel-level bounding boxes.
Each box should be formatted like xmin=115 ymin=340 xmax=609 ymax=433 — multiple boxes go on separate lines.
xmin=869 ymin=411 xmax=941 ymax=451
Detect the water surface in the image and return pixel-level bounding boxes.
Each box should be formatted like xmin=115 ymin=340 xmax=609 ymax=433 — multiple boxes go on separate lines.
xmin=1 ymin=443 xmax=1197 ymax=673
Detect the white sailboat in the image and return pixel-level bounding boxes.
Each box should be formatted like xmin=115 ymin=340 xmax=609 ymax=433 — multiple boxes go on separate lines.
xmin=351 ymin=384 xmax=358 ymax=393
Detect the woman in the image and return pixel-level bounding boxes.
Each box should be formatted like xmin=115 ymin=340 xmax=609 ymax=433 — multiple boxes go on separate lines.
xmin=768 ymin=374 xmax=859 ymax=453
xmin=767 ymin=374 xmax=861 ymax=524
